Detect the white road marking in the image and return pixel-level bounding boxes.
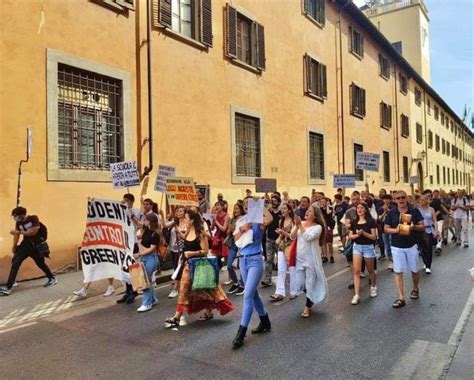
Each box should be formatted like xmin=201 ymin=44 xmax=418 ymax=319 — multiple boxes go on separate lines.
xmin=448 ymin=288 xmax=474 ymax=346
xmin=0 ymin=322 xmax=37 ymax=334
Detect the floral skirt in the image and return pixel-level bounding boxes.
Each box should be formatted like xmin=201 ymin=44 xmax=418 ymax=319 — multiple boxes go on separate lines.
xmin=176 ymin=262 xmax=233 ymax=315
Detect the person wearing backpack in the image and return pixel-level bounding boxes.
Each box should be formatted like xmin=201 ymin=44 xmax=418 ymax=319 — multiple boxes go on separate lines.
xmin=451 ymin=190 xmax=470 ymax=248
xmin=0 ymin=207 xmax=57 ymax=296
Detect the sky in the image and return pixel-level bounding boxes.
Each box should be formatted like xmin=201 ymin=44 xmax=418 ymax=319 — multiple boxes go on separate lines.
xmin=354 ymin=0 xmax=474 ymax=125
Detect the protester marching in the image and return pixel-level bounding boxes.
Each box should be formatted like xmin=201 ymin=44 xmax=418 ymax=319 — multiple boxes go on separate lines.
xmin=1 ymin=176 xmax=473 ymax=351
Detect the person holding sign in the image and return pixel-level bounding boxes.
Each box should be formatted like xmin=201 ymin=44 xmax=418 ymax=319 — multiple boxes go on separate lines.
xmin=384 ymin=191 xmax=425 ymax=309
xmin=232 ymin=197 xmax=273 ymax=349
xmin=164 ymin=209 xmax=233 ymax=330
xmin=290 ymin=205 xmax=328 ymax=318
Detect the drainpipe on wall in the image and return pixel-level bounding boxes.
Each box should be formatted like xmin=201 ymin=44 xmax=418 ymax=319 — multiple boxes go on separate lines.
xmin=141 ymin=0 xmax=154 ymax=179
xmin=423 ymin=90 xmax=429 ymax=181
xmin=393 ymin=65 xmax=400 ymax=184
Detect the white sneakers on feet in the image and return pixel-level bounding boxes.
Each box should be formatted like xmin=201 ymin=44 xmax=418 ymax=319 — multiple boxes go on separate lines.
xmin=137 ymin=305 xmax=152 ymax=313
xmin=370 ymin=286 xmax=378 ymax=298
xmin=168 ymin=289 xmax=178 ymax=298
xmin=425 ymin=268 xmax=432 ymax=274
xmin=103 ymin=286 xmax=115 ymax=297
xmin=351 ymin=295 xmax=360 ymax=305
xmin=73 ymin=288 xmax=87 ymax=298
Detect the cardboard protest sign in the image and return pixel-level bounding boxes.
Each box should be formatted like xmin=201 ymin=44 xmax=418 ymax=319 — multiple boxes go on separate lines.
xmin=166 ymin=177 xmax=198 ymax=206
xmin=356 ymin=152 xmax=380 ymax=172
xmin=333 ymin=174 xmax=356 ymax=188
xmin=80 ymin=199 xmax=136 ymax=283
xmin=246 ymin=198 xmax=265 ymax=224
xmin=110 ymin=161 xmax=140 ymax=189
xmin=154 ymin=165 xmax=176 ymax=192
xmin=255 ymin=178 xmax=277 ymax=193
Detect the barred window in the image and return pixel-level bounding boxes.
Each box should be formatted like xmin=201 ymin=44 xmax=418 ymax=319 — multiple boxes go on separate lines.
xmin=350 ymin=83 xmax=366 ymax=118
xmin=401 ymin=114 xmax=409 ymax=137
xmin=435 ymin=134 xmax=440 ymax=152
xmin=57 ymin=63 xmax=123 ymax=170
xmin=403 ymin=156 xmax=409 ymax=184
xmin=304 ymin=55 xmax=327 ymax=100
xmin=349 ymin=25 xmax=364 ymax=58
xmin=428 ymin=130 xmax=433 ymax=149
xmin=415 ymin=88 xmax=422 ymax=106
xmin=354 ymin=143 xmax=364 ymax=181
xmin=416 ymin=123 xmax=423 ymax=144
xmin=383 ymin=151 xmax=390 ymax=182
xmin=304 ymin=0 xmax=325 ymax=26
xmin=309 ymin=132 xmax=325 ymax=180
xmin=399 ymin=73 xmax=408 ymax=95
xmin=234 ymin=113 xmax=261 ymax=177
xmin=379 ymin=54 xmax=390 ymax=79
xmin=442 ymin=138 xmax=446 ymax=154
xmin=380 ymin=102 xmax=392 ymax=129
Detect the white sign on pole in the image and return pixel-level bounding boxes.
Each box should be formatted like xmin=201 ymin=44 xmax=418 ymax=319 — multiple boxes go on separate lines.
xmin=27 ymin=127 xmax=32 ymax=160
xmin=356 ymin=152 xmax=380 ymax=172
xmin=154 ymin=165 xmax=176 ymax=192
xmin=246 ymin=198 xmax=264 ymax=224
xmin=110 ymin=161 xmax=140 ymax=189
xmin=80 ymin=198 xmax=136 ymax=283
xmin=333 ymin=174 xmax=356 ymax=188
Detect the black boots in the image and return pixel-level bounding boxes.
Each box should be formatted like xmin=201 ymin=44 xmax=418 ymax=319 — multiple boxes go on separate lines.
xmin=251 ymin=313 xmax=271 ymax=334
xmin=232 ymin=325 xmax=247 ymax=349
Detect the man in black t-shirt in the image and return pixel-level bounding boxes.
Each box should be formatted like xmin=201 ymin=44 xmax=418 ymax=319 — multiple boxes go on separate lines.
xmin=334 ymin=194 xmax=349 ymax=248
xmin=0 ymin=207 xmax=56 ymax=296
xmin=262 ymin=195 xmax=281 ymax=287
xmin=384 ymin=191 xmax=425 ymax=309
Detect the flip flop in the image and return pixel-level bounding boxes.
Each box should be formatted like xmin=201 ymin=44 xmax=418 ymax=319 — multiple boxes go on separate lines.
xmin=392 ymin=299 xmax=406 ymax=308
xmin=270 ymin=294 xmax=284 ymax=302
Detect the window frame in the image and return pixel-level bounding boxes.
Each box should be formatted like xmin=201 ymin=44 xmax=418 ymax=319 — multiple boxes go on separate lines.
xmin=399 ymin=73 xmax=408 ymax=95
xmin=304 ymin=54 xmax=327 ymax=102
xmin=350 ymin=83 xmax=366 ymax=118
xmin=383 ymin=151 xmax=390 ymax=183
xmin=416 ymin=123 xmax=423 ymax=144
xmin=380 ymin=101 xmax=392 ymax=129
xmin=303 ymin=0 xmax=325 ymax=27
xmin=402 ymin=156 xmax=409 ymax=184
xmin=401 ymin=114 xmax=409 ymax=137
xmin=354 ymin=143 xmax=364 ymax=182
xmin=378 ymin=54 xmax=390 ymax=80
xmin=349 ymin=25 xmax=364 ymax=59
xmin=308 ymin=130 xmax=326 ymax=184
xmin=428 ymin=130 xmax=433 ymax=149
xmin=414 ymin=87 xmax=422 ymax=106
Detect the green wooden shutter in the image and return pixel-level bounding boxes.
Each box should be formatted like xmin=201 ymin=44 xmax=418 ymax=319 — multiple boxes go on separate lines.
xmin=200 ymin=0 xmax=213 ymax=47
xmin=158 ymin=0 xmax=172 ymax=28
xmin=256 ymin=22 xmax=266 ymax=70
xmin=225 ymin=5 xmax=237 ymax=58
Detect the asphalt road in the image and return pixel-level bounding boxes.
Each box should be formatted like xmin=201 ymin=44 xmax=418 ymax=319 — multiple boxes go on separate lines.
xmin=0 ymin=234 xmax=473 ymax=380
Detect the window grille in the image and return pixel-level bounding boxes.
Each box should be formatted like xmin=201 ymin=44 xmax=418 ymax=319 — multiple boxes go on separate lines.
xmin=383 ymin=151 xmax=390 ymax=182
xmin=57 ymin=63 xmax=123 ymax=170
xmin=309 ymin=132 xmax=325 ymax=180
xmin=235 ymin=113 xmax=261 ymax=177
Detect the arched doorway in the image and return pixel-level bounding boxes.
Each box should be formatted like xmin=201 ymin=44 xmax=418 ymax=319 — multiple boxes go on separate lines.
xmin=417 ymin=162 xmax=424 ymax=192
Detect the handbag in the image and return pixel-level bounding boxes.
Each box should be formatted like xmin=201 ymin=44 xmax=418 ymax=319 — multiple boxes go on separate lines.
xmin=190 ymin=258 xmax=217 ymax=291
xmin=129 ymin=262 xmax=150 ymax=292
xmin=343 ymin=240 xmax=354 ymax=261
xmin=288 ymin=239 xmax=297 ymax=267
xmin=35 ymin=239 xmax=50 ymax=258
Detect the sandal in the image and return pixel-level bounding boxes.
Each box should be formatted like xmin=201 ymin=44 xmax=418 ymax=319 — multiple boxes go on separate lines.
xmin=289 ymin=295 xmax=298 ymax=300
xmin=301 ymin=309 xmax=311 ymax=318
xmin=392 ymin=299 xmax=406 ymax=308
xmin=270 ymin=294 xmax=284 ymax=302
xmin=410 ymin=289 xmax=419 ymax=300
xmin=198 ymin=313 xmax=214 ymax=321
xmin=164 ymin=317 xmax=180 ymax=329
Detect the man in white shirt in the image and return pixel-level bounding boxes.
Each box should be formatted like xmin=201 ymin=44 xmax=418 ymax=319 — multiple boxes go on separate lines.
xmin=451 ymin=190 xmax=470 ymax=248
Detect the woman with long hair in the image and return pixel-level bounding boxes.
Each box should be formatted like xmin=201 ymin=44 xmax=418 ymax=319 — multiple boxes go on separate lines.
xmin=135 ymin=213 xmax=160 ymax=312
xmin=165 ymin=206 xmax=186 ymax=300
xmin=164 ymin=208 xmax=233 ymax=330
xmin=211 ymin=201 xmax=229 ymax=269
xmin=290 ymin=205 xmax=328 ymax=318
xmin=232 ymin=197 xmax=273 ymax=349
xmin=270 ymin=203 xmax=296 ymax=302
xmin=417 ymin=194 xmax=438 ymax=274
xmin=226 ymin=203 xmax=245 ymax=295
xmin=348 ymin=202 xmax=378 ymax=305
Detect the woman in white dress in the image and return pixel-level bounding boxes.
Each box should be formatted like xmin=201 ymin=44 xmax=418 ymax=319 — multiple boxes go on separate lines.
xmin=290 ymin=205 xmax=329 ymax=318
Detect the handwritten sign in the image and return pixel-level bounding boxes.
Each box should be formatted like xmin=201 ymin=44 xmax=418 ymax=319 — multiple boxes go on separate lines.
xmin=255 ymin=178 xmax=277 ymax=193
xmin=110 ymin=161 xmax=140 ymax=189
xmin=356 ymin=152 xmax=380 ymax=172
xmin=333 ymin=174 xmax=356 ymax=188
xmin=154 ymin=165 xmax=176 ymax=192
xmin=165 ymin=177 xmax=198 ymax=206
xmin=246 ymin=198 xmax=265 ymax=224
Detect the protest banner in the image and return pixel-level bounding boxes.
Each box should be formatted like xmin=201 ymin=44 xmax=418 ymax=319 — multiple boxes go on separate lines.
xmin=110 ymin=161 xmax=140 ymax=189
xmin=80 ymin=198 xmax=136 ymax=283
xmin=166 ymin=177 xmax=198 ymax=206
xmin=356 ymin=152 xmax=380 ymax=172
xmin=154 ymin=165 xmax=176 ymax=192
xmin=255 ymin=178 xmax=277 ymax=193
xmin=333 ymin=174 xmax=356 ymax=188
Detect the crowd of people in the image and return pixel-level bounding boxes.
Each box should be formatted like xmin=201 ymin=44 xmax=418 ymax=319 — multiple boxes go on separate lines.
xmin=1 ymin=186 xmax=472 ymax=350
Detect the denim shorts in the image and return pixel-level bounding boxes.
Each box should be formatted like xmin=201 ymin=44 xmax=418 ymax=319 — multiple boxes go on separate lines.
xmin=353 ymin=243 xmax=376 ymax=259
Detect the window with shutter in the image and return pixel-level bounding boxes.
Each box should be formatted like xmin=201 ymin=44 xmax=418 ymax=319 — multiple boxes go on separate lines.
xmin=416 ymin=123 xmax=423 ymax=144
xmin=415 ymin=88 xmax=422 ymax=106
xmin=401 ymin=114 xmax=409 ymax=137
xmin=309 ymin=132 xmax=325 ymax=180
xmin=304 ymin=0 xmax=325 ymax=26
xmin=435 ymin=134 xmax=440 ymax=151
xmin=200 ymin=0 xmax=213 ymax=47
xmin=304 ymin=54 xmax=327 ymax=101
xmin=428 ymin=130 xmax=433 ymax=149
xmin=379 ymin=54 xmax=390 ymax=79
xmin=399 ymin=73 xmax=408 ymax=95
xmin=434 ymin=105 xmax=439 ymax=120
xmin=403 ymin=156 xmax=409 ymax=183
xmin=225 ymin=6 xmax=265 ymax=72
xmin=354 ymin=143 xmax=364 ymax=182
xmin=383 ymin=151 xmax=390 ymax=182
xmin=349 ymin=25 xmax=364 ymax=58
xmin=99 ymin=0 xmax=135 ymax=12
xmin=234 ymin=113 xmax=261 ymax=178
xmin=350 ymin=84 xmax=366 ymax=118
xmin=380 ymin=102 xmax=392 ymax=129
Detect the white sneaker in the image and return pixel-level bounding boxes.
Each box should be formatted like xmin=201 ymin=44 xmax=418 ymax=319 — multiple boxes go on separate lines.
xmin=168 ymin=289 xmax=178 ymax=298
xmin=179 ymin=315 xmax=188 ymax=326
xmin=12 ymin=282 xmax=18 ymax=288
xmin=137 ymin=305 xmax=152 ymax=313
xmin=425 ymin=268 xmax=432 ymax=274
xmin=351 ymin=295 xmax=360 ymax=305
xmin=370 ymin=287 xmax=378 ymax=298
xmin=103 ymin=286 xmax=115 ymax=297
xmin=73 ymin=288 xmax=87 ymax=298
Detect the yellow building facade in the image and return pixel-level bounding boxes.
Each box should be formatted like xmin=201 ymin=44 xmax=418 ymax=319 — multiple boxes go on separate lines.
xmin=0 ymin=0 xmax=472 ymax=282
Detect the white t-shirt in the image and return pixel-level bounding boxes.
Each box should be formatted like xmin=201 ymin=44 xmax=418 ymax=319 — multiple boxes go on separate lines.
xmin=452 ymin=198 xmax=468 ymax=219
